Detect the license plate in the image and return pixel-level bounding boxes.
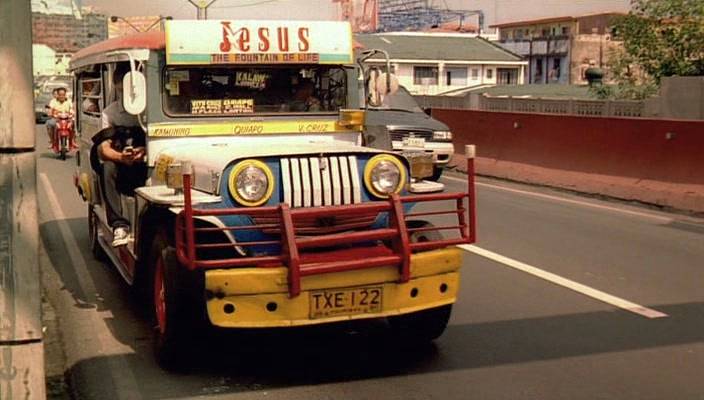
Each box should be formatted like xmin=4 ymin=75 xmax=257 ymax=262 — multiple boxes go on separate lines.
xmin=309 ymin=286 xmax=383 ymax=319
xmin=403 ymin=137 xmax=425 ymax=148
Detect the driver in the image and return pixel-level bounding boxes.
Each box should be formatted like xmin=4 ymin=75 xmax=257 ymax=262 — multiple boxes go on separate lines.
xmin=46 ymin=87 xmax=73 ymax=147
xmin=98 ymin=66 xmax=146 ymax=247
xmin=284 ymin=79 xmax=321 ymax=112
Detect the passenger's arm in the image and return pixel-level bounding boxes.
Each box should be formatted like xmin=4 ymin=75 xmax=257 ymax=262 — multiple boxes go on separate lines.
xmin=99 ymin=140 xmax=134 ymax=165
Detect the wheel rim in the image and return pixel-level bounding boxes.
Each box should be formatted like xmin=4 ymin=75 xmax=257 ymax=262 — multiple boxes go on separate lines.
xmin=154 ymin=256 xmax=167 ymax=335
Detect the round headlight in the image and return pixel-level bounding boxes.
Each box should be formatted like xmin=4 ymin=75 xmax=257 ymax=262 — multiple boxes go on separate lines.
xmin=364 ymin=155 xmax=407 ymax=198
xmin=228 ymin=160 xmax=274 ymax=206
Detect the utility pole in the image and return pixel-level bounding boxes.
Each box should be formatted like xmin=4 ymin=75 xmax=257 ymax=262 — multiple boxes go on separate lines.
xmin=188 ymin=0 xmax=218 ymax=20
xmin=0 ymin=0 xmax=43 ymax=398
xmin=1 ymin=0 xmax=35 ymax=149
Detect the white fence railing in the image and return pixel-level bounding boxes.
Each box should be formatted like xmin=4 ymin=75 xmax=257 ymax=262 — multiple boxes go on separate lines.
xmin=480 ymin=96 xmax=645 ymax=117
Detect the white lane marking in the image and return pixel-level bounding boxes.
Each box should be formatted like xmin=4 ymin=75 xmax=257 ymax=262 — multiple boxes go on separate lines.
xmin=40 ymin=173 xmax=143 ymax=400
xmin=460 ymin=244 xmax=669 ymax=319
xmin=442 ymin=175 xmax=674 ymax=223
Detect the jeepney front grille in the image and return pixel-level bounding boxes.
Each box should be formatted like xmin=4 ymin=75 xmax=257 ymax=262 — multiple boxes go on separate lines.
xmin=389 ymin=129 xmax=433 ymax=142
xmin=280 ymin=156 xmax=362 ymax=208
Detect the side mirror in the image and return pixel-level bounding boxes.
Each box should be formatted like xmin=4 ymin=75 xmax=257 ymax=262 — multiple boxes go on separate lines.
xmin=122 ymin=71 xmax=146 ymax=115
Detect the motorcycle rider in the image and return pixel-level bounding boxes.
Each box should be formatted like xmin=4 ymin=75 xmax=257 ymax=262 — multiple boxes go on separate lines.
xmin=46 ymin=87 xmax=73 ymax=147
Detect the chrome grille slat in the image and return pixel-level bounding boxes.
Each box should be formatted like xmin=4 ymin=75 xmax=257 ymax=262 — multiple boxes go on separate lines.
xmin=300 ymin=158 xmax=312 ymax=207
xmin=340 ymin=156 xmax=352 ymax=204
xmin=290 ymin=158 xmax=302 ymax=207
xmin=348 ymin=155 xmax=361 ymax=203
xmin=281 ymin=156 xmax=360 ymax=208
xmin=310 ymin=158 xmax=323 ymax=207
xmin=330 ymin=157 xmax=342 ymax=205
xmin=321 ymin=157 xmax=332 ymax=206
xmin=281 ymin=158 xmax=292 ymax=206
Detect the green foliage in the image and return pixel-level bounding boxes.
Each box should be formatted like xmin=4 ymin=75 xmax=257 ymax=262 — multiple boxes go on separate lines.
xmin=613 ymin=0 xmax=704 ymax=82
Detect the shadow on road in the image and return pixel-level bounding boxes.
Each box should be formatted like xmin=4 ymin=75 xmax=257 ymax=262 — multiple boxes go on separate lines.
xmin=40 ymin=217 xmax=704 ymax=399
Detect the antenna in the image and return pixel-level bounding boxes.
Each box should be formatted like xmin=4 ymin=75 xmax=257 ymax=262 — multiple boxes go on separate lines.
xmin=188 ymin=0 xmax=218 ymax=20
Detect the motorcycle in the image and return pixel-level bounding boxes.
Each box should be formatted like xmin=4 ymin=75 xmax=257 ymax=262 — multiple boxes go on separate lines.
xmin=51 ymin=112 xmax=75 ymax=160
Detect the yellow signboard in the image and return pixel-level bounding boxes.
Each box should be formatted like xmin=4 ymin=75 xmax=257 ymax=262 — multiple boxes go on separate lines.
xmin=148 ymin=120 xmax=362 ymax=138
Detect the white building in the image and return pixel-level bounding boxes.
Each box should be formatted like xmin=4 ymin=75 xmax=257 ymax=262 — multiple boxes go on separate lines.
xmin=32 ymin=44 xmax=56 ymax=76
xmin=356 ymin=32 xmax=527 ymax=96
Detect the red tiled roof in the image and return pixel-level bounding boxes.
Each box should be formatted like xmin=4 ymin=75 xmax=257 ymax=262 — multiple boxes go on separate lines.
xmin=424 ymin=21 xmax=479 ymax=33
xmin=72 ymin=31 xmax=165 ymax=64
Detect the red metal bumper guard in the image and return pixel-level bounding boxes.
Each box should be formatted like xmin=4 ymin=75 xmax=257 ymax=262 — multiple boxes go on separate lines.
xmin=175 ymin=145 xmax=478 ymax=298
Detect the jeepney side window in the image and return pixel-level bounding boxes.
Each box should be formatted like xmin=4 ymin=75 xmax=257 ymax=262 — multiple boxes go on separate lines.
xmin=162 ymin=65 xmax=347 ymax=117
xmin=79 ymin=76 xmax=103 ymax=118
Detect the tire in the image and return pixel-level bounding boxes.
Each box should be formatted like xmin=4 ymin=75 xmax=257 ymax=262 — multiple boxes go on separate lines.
xmin=388 ymin=304 xmax=452 ymax=343
xmin=407 ymin=220 xmax=442 ymax=250
xmin=59 ymin=137 xmax=68 ymax=160
xmin=429 ymin=166 xmax=444 ymax=181
xmin=149 ymin=231 xmax=202 ymax=370
xmin=88 ymin=205 xmax=107 ymax=262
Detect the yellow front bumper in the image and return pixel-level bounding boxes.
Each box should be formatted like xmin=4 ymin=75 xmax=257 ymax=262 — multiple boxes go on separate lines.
xmin=205 ymin=247 xmax=463 ymax=328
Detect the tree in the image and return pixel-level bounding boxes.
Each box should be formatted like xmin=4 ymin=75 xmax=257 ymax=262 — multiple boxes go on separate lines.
xmin=598 ymin=0 xmax=704 ymax=99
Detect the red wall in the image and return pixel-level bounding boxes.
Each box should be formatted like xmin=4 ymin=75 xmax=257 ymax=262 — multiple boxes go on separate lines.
xmin=432 ymin=109 xmax=704 ymax=212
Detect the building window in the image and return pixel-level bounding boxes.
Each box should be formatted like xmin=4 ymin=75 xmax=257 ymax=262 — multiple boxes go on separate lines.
xmin=535 ymin=59 xmax=543 ymax=82
xmin=446 ymin=67 xmax=467 ymax=86
xmin=497 ymin=68 xmax=519 ymax=85
xmin=562 ymin=26 xmax=570 ymax=35
xmin=471 ymin=68 xmax=479 ymax=79
xmin=548 ymin=58 xmax=561 ymax=81
xmin=486 ymin=68 xmax=493 ymax=79
xmin=413 ymin=66 xmax=438 ymax=85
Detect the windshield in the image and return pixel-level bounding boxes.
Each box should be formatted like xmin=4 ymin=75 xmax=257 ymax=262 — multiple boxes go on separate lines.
xmin=373 ymin=86 xmax=423 ymax=113
xmin=163 ymin=66 xmax=348 ymax=116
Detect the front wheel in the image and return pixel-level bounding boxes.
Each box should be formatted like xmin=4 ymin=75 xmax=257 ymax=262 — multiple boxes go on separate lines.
xmin=388 ymin=304 xmax=452 ymax=343
xmin=59 ymin=136 xmax=68 ymax=160
xmin=150 ymin=232 xmax=201 ymax=370
xmin=88 ymin=205 xmax=107 ymax=261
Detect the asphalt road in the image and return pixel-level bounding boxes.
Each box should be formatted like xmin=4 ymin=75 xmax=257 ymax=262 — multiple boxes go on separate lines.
xmin=36 ymin=126 xmax=704 ymax=400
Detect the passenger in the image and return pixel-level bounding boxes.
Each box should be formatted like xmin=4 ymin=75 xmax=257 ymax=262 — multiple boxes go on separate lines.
xmin=46 ymin=87 xmax=72 ymax=147
xmin=98 ymin=66 xmax=147 ymax=247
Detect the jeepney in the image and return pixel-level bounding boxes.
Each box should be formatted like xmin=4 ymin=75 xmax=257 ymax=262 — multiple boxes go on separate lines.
xmin=70 ymin=20 xmax=476 ymax=368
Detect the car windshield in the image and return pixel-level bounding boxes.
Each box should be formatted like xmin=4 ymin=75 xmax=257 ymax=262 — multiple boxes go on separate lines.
xmin=372 ymin=86 xmax=423 ymax=113
xmin=163 ymin=65 xmax=348 ymax=116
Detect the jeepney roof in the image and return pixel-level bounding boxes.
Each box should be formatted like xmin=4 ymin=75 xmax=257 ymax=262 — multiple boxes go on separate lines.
xmin=70 ymin=31 xmax=165 ymax=69
xmin=71 ymin=21 xmax=363 ymax=70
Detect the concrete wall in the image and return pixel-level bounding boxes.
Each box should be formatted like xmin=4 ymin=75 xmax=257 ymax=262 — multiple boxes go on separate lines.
xmin=648 ymin=77 xmax=704 ymax=121
xmin=432 ymin=109 xmax=704 ymax=213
